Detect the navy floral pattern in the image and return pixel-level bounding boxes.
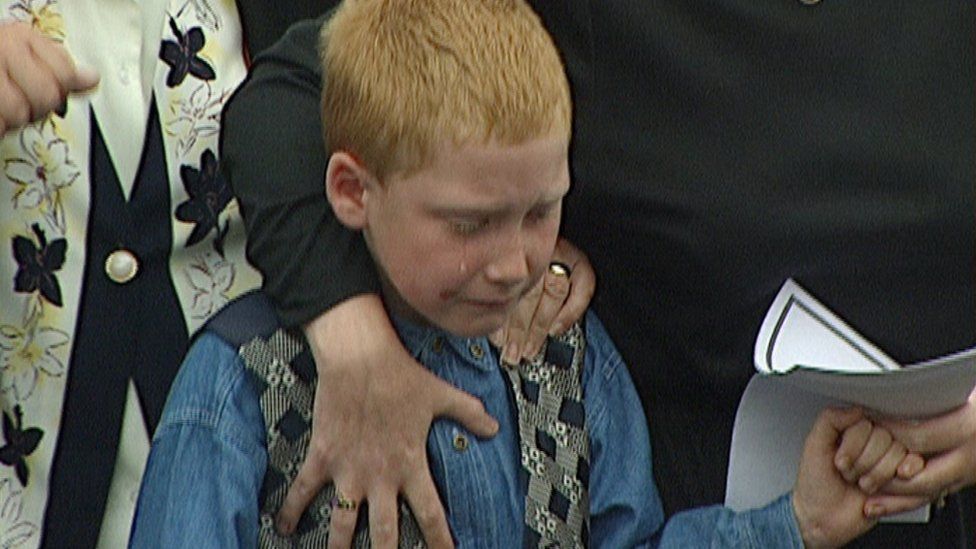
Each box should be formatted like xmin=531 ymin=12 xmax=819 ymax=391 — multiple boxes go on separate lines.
xmin=0 ymin=407 xmax=42 ymax=487
xmin=160 ymin=17 xmax=215 ymax=88
xmin=174 ymin=149 xmax=231 ymax=254
xmin=12 ymin=225 xmax=66 ymax=308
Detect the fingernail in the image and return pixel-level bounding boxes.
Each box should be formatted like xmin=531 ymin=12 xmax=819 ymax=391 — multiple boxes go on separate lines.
xmin=864 ymin=503 xmax=884 ymax=518
xmin=503 ymin=342 xmax=519 ymax=364
xmin=899 ymin=460 xmax=919 ymax=477
xmin=76 ymin=64 xmax=101 ymax=86
xmin=835 ymin=456 xmax=851 ymax=472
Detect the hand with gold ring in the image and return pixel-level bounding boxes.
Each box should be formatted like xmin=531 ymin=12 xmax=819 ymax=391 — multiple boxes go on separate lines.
xmin=276 ymin=295 xmax=499 ymax=548
xmin=492 ymin=237 xmax=595 ymax=364
xmin=331 ymin=490 xmax=358 ymax=511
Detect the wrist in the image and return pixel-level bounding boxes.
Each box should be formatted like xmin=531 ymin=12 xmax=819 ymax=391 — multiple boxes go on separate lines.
xmin=791 ymin=493 xmax=830 ymax=549
xmin=302 ymin=293 xmax=401 ymax=374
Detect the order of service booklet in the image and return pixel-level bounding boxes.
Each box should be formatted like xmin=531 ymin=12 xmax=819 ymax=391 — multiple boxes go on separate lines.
xmin=725 ymin=279 xmax=976 ymax=523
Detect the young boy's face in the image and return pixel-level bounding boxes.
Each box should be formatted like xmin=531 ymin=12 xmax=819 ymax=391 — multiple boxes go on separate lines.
xmin=365 ymin=136 xmax=570 ymax=337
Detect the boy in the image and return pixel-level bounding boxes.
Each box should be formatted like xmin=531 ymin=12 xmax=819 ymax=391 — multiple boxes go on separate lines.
xmin=129 ymin=1 xmax=925 ymax=547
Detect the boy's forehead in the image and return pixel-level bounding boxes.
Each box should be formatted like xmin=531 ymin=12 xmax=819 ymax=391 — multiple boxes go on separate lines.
xmin=394 ymin=137 xmax=570 ymax=197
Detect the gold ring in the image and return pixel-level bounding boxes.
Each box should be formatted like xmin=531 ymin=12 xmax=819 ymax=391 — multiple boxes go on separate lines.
xmin=331 ymin=491 xmax=357 ymax=511
xmin=548 ymin=262 xmax=571 ymax=278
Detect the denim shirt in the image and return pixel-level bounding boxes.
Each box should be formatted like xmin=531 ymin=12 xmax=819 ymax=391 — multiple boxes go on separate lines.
xmin=130 ymin=310 xmax=803 ymax=548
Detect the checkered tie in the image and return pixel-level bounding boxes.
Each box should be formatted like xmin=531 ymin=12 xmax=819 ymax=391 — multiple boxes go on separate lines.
xmin=240 ymin=323 xmax=589 ymax=548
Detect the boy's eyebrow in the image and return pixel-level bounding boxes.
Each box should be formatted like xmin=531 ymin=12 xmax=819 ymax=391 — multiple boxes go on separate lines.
xmin=428 ymin=204 xmax=509 ymax=218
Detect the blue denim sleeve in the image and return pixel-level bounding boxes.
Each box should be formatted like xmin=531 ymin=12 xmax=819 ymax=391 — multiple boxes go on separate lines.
xmin=582 ymin=312 xmax=804 ymax=549
xmin=583 ymin=311 xmax=662 ymax=548
xmin=660 ymin=493 xmax=803 ymax=548
xmin=129 ymin=333 xmax=268 ymax=548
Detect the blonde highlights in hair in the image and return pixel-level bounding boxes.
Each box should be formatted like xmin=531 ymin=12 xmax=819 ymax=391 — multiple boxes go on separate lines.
xmin=320 ymin=0 xmax=572 ymax=180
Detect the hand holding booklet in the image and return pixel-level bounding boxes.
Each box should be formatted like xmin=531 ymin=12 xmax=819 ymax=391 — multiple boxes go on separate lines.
xmin=725 ymin=279 xmax=976 ymax=522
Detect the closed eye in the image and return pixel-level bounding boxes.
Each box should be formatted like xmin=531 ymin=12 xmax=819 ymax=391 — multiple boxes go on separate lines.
xmin=451 ymin=218 xmax=489 ymax=236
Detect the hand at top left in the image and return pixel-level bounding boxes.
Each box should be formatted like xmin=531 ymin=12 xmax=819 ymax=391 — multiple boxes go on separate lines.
xmin=0 ymin=21 xmax=99 ymax=136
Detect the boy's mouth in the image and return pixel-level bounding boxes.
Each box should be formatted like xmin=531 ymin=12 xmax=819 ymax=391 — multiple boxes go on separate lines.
xmin=462 ymin=296 xmax=518 ymax=310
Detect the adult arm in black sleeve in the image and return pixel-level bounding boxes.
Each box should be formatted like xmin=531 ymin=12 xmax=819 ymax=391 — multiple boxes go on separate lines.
xmin=222 ymin=14 xmax=379 ymax=327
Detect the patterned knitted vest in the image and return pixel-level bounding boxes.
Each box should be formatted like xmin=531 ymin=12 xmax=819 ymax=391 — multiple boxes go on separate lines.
xmin=207 ymin=292 xmax=590 ymax=548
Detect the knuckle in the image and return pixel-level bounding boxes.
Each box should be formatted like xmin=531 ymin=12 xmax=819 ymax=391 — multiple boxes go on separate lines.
xmin=370 ymin=519 xmax=397 ymax=543
xmin=544 ymin=274 xmax=570 ymax=296
xmin=465 ymin=397 xmax=488 ymax=418
xmin=401 ymin=443 xmax=427 ymax=466
xmin=527 ymin=324 xmax=546 ymax=341
xmin=411 ymin=502 xmax=442 ymax=527
xmin=292 ymin=474 xmax=325 ymax=500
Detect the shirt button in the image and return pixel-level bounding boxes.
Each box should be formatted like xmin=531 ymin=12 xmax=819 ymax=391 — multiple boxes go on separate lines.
xmin=469 ymin=343 xmax=484 ymax=360
xmin=431 ymin=337 xmax=444 ymax=354
xmin=105 ymin=249 xmax=139 ymax=284
xmin=118 ymin=67 xmax=131 ymax=85
xmin=452 ymin=433 xmax=469 ymax=452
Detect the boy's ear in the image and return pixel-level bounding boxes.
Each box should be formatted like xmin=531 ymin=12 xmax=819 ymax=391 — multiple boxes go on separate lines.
xmin=325 ymin=151 xmax=373 ymax=229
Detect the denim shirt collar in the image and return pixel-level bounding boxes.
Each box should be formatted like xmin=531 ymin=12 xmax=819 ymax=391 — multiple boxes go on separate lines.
xmin=390 ymin=315 xmax=499 ymax=373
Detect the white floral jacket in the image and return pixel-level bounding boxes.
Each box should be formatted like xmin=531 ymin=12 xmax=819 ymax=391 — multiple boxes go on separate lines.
xmin=0 ymin=0 xmax=261 ymax=545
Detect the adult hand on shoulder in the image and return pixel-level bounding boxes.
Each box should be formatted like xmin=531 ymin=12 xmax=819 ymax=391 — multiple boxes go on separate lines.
xmin=492 ymin=237 xmax=595 ymax=363
xmin=869 ymin=388 xmax=976 ymax=508
xmin=277 ymin=294 xmax=499 ymax=548
xmin=0 ymin=21 xmax=99 ymax=136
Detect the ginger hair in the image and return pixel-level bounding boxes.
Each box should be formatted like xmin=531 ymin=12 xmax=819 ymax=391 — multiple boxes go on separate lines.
xmin=320 ymin=0 xmax=571 ymax=180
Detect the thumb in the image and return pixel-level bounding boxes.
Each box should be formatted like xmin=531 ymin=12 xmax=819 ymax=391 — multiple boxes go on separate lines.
xmin=430 ymin=377 xmax=498 ymax=438
xmin=68 ymin=64 xmax=100 ymax=92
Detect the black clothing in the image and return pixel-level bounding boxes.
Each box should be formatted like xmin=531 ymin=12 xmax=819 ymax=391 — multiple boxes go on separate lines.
xmin=222 ymin=3 xmax=975 ymax=547
xmin=222 ymin=12 xmax=378 ymax=327
xmin=236 ymin=0 xmax=339 ymax=57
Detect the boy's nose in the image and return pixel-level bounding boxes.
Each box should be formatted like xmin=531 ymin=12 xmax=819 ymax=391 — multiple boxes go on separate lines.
xmin=484 ymin=235 xmax=530 ymax=286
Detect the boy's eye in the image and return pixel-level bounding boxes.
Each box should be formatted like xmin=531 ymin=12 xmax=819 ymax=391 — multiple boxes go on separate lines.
xmin=451 ymin=219 xmax=488 ymax=235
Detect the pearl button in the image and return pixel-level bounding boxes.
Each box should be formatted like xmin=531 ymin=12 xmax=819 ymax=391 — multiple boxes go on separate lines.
xmin=105 ymin=249 xmax=139 ymax=284
xmin=118 ymin=67 xmax=131 ymax=85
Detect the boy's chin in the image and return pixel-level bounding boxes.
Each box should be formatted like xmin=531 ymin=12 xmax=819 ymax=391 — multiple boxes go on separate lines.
xmin=436 ymin=314 xmax=507 ymax=339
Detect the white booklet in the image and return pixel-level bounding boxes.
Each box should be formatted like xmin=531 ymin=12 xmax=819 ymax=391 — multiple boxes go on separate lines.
xmin=725 ymin=279 xmax=976 ymax=523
